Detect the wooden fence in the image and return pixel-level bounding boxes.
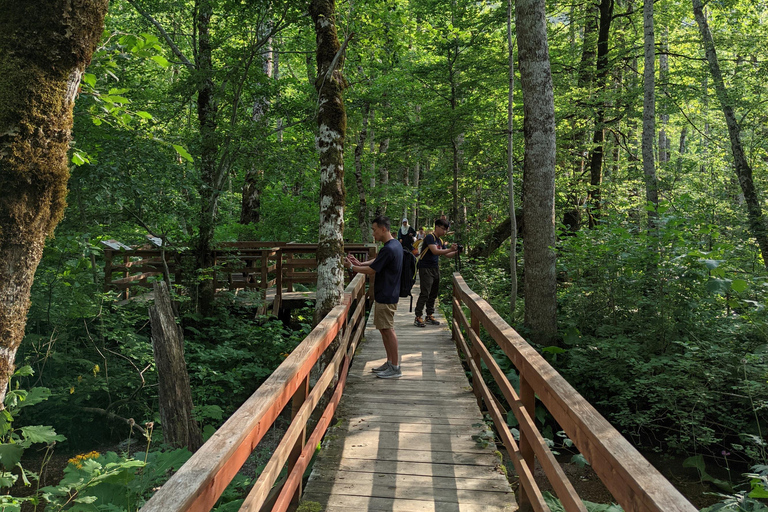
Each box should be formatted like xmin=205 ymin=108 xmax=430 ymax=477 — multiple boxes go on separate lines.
xmin=103 ymin=242 xmax=377 ymax=306
xmin=451 ymin=273 xmax=697 ymax=512
xmin=140 ymin=273 xmax=368 ymax=512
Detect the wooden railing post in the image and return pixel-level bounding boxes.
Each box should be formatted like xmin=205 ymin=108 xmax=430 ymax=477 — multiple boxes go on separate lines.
xmin=287 ymin=374 xmax=310 ymax=506
xmin=518 ymin=374 xmax=536 ymax=512
xmin=273 ymin=249 xmax=283 ymax=315
xmin=104 ymin=249 xmax=113 ymax=292
xmin=123 ymin=253 xmax=130 ymax=300
xmin=469 ymin=310 xmax=484 ymax=412
xmin=286 ymin=252 xmax=294 ymax=292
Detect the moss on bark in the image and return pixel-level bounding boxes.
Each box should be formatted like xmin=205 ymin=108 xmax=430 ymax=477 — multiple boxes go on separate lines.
xmin=0 ymin=0 xmax=108 ymax=404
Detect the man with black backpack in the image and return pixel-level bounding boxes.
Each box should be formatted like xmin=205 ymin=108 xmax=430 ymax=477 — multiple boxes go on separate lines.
xmin=344 ymin=216 xmax=404 ymax=379
xmin=414 ymin=218 xmax=458 ymax=328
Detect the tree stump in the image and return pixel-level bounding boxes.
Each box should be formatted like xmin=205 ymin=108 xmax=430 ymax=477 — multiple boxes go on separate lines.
xmin=149 ymin=281 xmax=203 ymax=451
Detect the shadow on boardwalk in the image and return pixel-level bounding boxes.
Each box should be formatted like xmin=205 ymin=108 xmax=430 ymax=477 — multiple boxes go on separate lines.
xmin=303 ymin=287 xmax=517 ymax=512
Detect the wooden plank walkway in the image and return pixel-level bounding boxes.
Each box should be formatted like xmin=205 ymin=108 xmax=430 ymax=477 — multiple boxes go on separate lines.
xmin=302 ymin=286 xmax=517 ymax=512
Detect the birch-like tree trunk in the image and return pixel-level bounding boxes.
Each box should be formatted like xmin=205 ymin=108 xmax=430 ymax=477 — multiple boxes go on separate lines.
xmin=0 ymin=0 xmax=108 ymax=405
xmin=354 ymin=101 xmax=372 ymax=242
xmin=517 ymin=0 xmax=557 ymax=346
xmin=507 ymin=0 xmax=518 ymax=316
xmin=642 ymin=0 xmax=659 ymax=228
xmin=693 ymin=0 xmax=768 ymax=269
xmin=312 ymin=0 xmax=347 ymax=321
xmin=658 ymin=26 xmax=670 ymax=164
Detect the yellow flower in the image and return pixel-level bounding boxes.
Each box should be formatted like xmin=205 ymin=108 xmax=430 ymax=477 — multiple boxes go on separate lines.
xmin=93 ymin=364 xmax=100 ymax=376
xmin=69 ymin=386 xmax=75 ymax=394
xmin=77 ymin=375 xmax=82 ymax=383
xmin=67 ymin=451 xmax=100 ymax=468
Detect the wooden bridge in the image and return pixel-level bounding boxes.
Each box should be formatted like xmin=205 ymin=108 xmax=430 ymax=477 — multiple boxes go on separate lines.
xmin=139 ymin=272 xmax=697 ymax=512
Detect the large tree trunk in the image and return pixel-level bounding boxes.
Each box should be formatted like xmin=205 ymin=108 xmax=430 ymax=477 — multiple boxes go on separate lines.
xmin=195 ymin=0 xmax=219 ymax=315
xmin=312 ymin=0 xmax=347 ymax=322
xmin=692 ymin=0 xmax=768 ymax=269
xmin=149 ymin=282 xmax=203 ymax=451
xmin=507 ymin=0 xmax=518 ymax=316
xmin=0 ymin=0 xmax=108 ymax=406
xmin=354 ymin=102 xmax=372 ymax=242
xmin=517 ymin=0 xmax=557 ymax=347
xmin=642 ymin=0 xmax=659 ymax=228
xmin=658 ymin=26 xmax=670 ymax=165
xmin=586 ymin=0 xmax=614 ymax=227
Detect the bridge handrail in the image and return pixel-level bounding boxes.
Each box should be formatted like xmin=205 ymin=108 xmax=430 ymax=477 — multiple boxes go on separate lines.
xmin=451 ymin=273 xmax=696 ymax=512
xmin=140 ymin=273 xmax=368 ymax=512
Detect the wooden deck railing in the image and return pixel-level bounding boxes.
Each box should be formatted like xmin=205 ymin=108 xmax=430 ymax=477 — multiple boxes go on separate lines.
xmin=103 ymin=242 xmax=377 ymax=305
xmin=451 ymin=273 xmax=697 ymax=512
xmin=140 ymin=273 xmax=368 ymax=512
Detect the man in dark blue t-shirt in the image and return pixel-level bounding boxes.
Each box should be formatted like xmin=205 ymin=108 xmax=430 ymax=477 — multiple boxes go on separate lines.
xmin=414 ymin=218 xmax=457 ymax=327
xmin=344 ymin=216 xmax=404 ymax=379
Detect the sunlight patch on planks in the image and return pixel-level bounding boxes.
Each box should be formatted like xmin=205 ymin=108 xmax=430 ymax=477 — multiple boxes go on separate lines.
xmin=302 ymin=289 xmax=517 ymax=511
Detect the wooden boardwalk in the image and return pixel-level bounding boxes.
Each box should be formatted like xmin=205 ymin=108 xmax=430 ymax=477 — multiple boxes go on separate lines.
xmin=302 ymin=287 xmax=517 ymax=512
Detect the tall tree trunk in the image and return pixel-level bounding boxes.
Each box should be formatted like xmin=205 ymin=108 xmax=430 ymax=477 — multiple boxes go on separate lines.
xmin=195 ymin=0 xmax=219 ymax=315
xmin=507 ymin=0 xmax=518 ymax=316
xmin=354 ymin=101 xmax=372 ymax=242
xmin=586 ymin=0 xmax=614 ymax=227
xmin=412 ymin=158 xmax=420 ymax=228
xmin=692 ymin=0 xmax=768 ymax=269
xmin=642 ymin=0 xmax=659 ymax=228
xmin=240 ymin=28 xmax=275 ymax=227
xmin=0 ymin=0 xmax=108 ymax=406
xmin=374 ymin=138 xmax=389 ymax=216
xmin=562 ymin=1 xmax=598 ymax=232
xmin=312 ymin=0 xmax=347 ymax=321
xmin=658 ymin=26 xmax=670 ymax=165
xmin=149 ymin=282 xmax=203 ymax=452
xmin=517 ymin=0 xmax=557 ymax=346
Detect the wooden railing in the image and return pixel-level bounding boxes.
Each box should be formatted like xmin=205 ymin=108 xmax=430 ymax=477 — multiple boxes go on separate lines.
xmin=451 ymin=273 xmax=697 ymax=512
xmin=140 ymin=273 xmax=368 ymax=512
xmin=103 ymin=242 xmax=377 ymax=305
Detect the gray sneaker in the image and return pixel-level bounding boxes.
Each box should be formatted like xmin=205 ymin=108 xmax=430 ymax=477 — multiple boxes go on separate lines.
xmin=371 ymin=361 xmax=390 ymax=373
xmin=377 ymin=365 xmax=402 ymax=379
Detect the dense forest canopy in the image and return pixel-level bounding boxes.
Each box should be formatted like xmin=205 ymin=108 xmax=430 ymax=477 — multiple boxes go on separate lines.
xmin=1 ymin=0 xmax=767 ymax=509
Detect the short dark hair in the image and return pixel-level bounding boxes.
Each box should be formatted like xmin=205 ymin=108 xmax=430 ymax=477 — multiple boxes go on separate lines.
xmin=372 ymin=215 xmax=391 ymax=230
xmin=434 ymin=218 xmax=449 ymax=229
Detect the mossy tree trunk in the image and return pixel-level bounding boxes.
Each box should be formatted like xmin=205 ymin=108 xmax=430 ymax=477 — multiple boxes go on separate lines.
xmin=0 ymin=0 xmax=108 ymax=406
xmin=311 ymin=0 xmax=347 ymax=322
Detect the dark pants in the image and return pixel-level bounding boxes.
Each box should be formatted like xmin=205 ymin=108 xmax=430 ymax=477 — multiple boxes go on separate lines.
xmin=415 ymin=267 xmax=440 ymax=317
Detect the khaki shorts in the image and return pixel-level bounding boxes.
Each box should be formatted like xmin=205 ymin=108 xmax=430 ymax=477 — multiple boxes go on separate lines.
xmin=373 ymin=302 xmax=397 ymax=330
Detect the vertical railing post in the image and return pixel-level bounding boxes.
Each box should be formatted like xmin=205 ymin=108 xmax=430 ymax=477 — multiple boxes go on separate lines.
xmin=469 ymin=310 xmax=484 ymax=412
xmin=287 ymin=374 xmax=310 ymax=506
xmin=518 ymin=374 xmax=536 ymax=511
xmin=273 ymin=249 xmax=283 ymax=315
xmin=104 ymin=249 xmax=113 ymax=293
xmin=286 ymin=251 xmax=294 ymax=292
xmin=122 ymin=252 xmax=130 ymax=300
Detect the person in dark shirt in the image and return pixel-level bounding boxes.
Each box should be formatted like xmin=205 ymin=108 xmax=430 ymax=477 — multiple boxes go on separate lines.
xmin=414 ymin=218 xmax=457 ymax=328
xmin=344 ymin=216 xmax=404 ymax=379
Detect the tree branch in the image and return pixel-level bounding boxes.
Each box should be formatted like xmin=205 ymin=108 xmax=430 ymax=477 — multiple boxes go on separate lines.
xmin=125 ymin=0 xmax=194 ymax=69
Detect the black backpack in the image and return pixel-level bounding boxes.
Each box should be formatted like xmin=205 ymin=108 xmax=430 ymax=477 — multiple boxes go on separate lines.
xmin=399 ymin=249 xmax=417 ymax=311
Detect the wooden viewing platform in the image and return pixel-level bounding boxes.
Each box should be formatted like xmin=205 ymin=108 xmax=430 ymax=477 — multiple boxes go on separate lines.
xmin=302 ymin=286 xmax=516 ymax=511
